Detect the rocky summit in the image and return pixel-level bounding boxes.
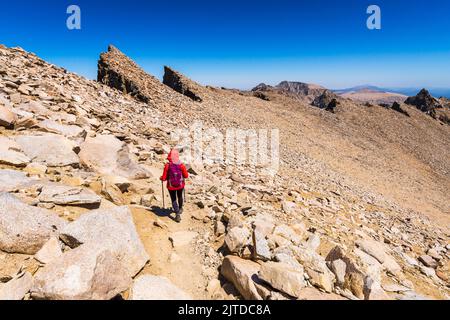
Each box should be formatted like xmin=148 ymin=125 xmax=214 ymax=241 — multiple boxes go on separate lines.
xmin=0 ymin=44 xmax=449 ymax=301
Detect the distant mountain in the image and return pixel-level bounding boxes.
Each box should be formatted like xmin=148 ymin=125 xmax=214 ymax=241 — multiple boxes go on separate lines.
xmin=251 ymin=81 xmax=330 ymax=103
xmin=333 ymin=85 xmax=390 ymax=95
xmin=334 ymin=85 xmax=450 ymax=99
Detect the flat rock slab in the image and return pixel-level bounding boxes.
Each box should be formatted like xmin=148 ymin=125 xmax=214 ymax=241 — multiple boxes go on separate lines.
xmin=37 ymin=119 xmax=85 ymax=138
xmin=15 ymin=133 xmax=79 ymax=167
xmin=31 ymin=244 xmax=132 ymax=300
xmin=0 ymin=136 xmax=30 ymax=167
xmin=0 ymin=192 xmax=68 ymax=254
xmin=0 ymin=169 xmax=38 ymax=192
xmin=79 ymin=134 xmax=150 ymax=180
xmin=130 ymin=275 xmax=192 ymax=300
xmin=59 ymin=206 xmax=149 ymax=276
xmin=38 ymin=184 xmax=101 ymax=206
xmin=169 ymin=231 xmax=198 ymax=248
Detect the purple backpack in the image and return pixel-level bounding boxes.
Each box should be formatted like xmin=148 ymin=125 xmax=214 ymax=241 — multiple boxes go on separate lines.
xmin=168 ymin=163 xmax=183 ymax=188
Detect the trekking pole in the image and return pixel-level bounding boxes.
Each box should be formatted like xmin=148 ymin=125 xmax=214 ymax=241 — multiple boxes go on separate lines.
xmin=161 ymin=181 xmax=165 ymax=209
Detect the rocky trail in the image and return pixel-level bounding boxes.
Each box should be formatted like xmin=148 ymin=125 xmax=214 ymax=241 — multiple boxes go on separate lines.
xmin=0 ymin=44 xmax=449 ymax=300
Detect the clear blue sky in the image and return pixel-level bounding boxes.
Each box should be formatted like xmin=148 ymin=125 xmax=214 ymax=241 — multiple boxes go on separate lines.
xmin=1 ymin=0 xmax=449 ymax=89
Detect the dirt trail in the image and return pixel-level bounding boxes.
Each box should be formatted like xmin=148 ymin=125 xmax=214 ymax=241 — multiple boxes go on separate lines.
xmin=131 ymin=201 xmax=211 ymax=299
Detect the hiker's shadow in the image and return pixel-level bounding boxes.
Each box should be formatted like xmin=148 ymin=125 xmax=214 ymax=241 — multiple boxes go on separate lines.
xmin=150 ymin=206 xmax=176 ymax=221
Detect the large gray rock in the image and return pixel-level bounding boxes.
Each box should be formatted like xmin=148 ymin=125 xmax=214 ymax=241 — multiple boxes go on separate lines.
xmin=15 ymin=134 xmax=79 ymax=167
xmin=0 ymin=169 xmax=38 ymax=192
xmin=78 ymin=135 xmax=150 ymax=180
xmin=59 ymin=206 xmax=149 ymax=276
xmin=258 ymin=261 xmax=306 ymax=298
xmin=130 ymin=275 xmax=192 ymax=300
xmin=0 ymin=137 xmax=30 ymax=167
xmin=38 ymin=184 xmax=101 ymax=206
xmin=0 ymin=272 xmax=33 ymax=300
xmin=221 ymin=255 xmax=263 ymax=300
xmin=0 ymin=193 xmax=67 ymax=254
xmin=31 ymin=244 xmax=132 ymax=300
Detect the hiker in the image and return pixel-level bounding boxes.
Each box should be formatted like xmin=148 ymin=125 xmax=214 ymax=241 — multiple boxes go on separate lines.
xmin=160 ymin=148 xmax=189 ymax=222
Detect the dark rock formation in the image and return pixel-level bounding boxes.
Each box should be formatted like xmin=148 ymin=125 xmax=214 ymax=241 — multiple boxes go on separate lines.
xmin=163 ymin=66 xmax=203 ymax=102
xmin=97 ymin=45 xmax=150 ymax=103
xmin=97 ymin=45 xmax=187 ymax=107
xmin=251 ymin=83 xmax=273 ymax=92
xmin=404 ymin=89 xmax=441 ymax=116
xmin=312 ymin=90 xmax=340 ymax=112
xmin=276 ymin=81 xmax=326 ymax=97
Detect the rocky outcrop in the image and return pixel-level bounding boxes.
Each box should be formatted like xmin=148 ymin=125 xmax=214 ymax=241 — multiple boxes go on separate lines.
xmin=97 ymin=45 xmax=190 ymax=107
xmin=163 ymin=66 xmax=203 ymax=102
xmin=277 ymin=81 xmax=327 ymax=97
xmin=312 ymin=90 xmax=340 ymax=112
xmin=251 ymin=83 xmax=274 ymax=92
xmin=251 ymin=81 xmax=327 ymax=100
xmin=405 ymin=89 xmax=441 ymax=115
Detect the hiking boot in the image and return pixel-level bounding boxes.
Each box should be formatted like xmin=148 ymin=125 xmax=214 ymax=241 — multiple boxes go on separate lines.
xmin=175 ymin=213 xmax=181 ymax=223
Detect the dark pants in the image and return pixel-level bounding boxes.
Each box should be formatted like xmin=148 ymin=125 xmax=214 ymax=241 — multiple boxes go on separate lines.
xmin=169 ymin=189 xmax=184 ymax=214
